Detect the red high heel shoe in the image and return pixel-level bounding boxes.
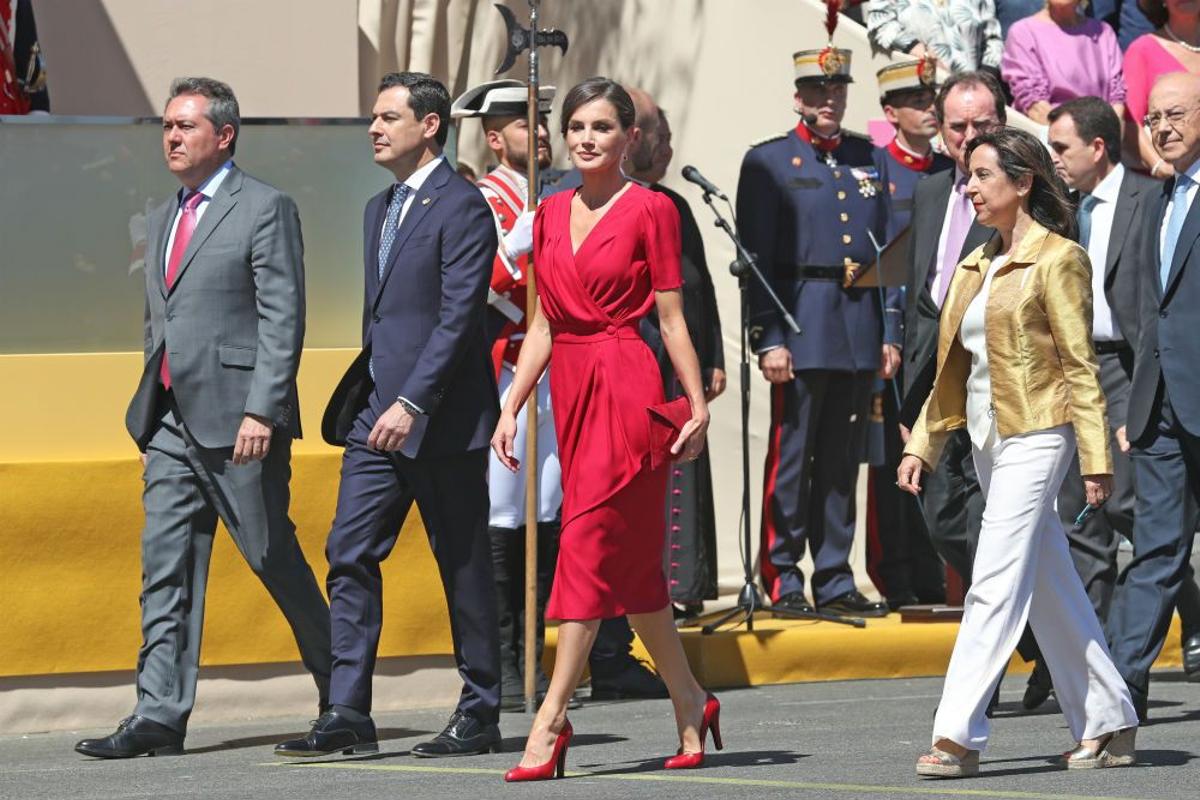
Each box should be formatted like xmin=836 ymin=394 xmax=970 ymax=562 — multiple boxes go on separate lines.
xmin=664 ymin=693 xmax=723 ymax=769
xmin=504 ymin=719 xmax=574 ymax=782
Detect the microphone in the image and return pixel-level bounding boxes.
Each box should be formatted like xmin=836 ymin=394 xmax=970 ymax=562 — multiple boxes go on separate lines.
xmin=681 ymin=165 xmax=728 ymax=200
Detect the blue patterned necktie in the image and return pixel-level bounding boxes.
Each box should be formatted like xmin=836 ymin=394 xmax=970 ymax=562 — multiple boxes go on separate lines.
xmin=1162 ymin=174 xmax=1192 ymax=289
xmin=378 ymin=182 xmax=411 ymax=280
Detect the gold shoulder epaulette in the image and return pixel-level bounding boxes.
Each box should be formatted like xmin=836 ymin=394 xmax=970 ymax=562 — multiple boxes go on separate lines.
xmin=749 ymin=132 xmax=788 ymax=148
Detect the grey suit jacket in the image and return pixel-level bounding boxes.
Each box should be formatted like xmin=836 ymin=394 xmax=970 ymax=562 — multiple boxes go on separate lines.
xmin=899 ymin=168 xmax=993 ymax=423
xmin=126 ymin=165 xmax=305 ymax=450
xmin=1102 ymin=169 xmax=1157 ymax=347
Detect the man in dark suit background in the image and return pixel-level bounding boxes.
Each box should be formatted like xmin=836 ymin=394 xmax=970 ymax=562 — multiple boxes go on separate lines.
xmin=1107 ymin=72 xmax=1200 ymax=720
xmin=1028 ymin=96 xmax=1200 ymax=709
xmin=626 ymin=90 xmax=726 ymax=616
xmin=900 ymin=70 xmax=1002 ymax=593
xmin=275 ymin=72 xmax=501 ymax=758
xmin=76 ymin=77 xmax=331 ymax=759
xmin=870 ymin=58 xmax=954 ymax=610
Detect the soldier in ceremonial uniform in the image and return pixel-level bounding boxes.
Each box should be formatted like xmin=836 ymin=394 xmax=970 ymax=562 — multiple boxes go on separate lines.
xmin=873 ymin=57 xmax=953 ymax=235
xmin=737 ymin=43 xmax=902 ymax=618
xmin=866 ymin=57 xmax=953 ymax=609
xmin=452 ymin=80 xmax=560 ymax=711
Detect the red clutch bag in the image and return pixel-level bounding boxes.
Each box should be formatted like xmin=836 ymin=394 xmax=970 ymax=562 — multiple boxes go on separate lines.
xmin=647 ymin=396 xmax=694 ymax=470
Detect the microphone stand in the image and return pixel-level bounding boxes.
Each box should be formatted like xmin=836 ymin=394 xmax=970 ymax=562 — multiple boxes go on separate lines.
xmin=682 ymin=188 xmax=865 ymax=633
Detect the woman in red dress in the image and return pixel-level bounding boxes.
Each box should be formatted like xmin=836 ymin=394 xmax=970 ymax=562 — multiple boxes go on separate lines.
xmin=492 ymin=78 xmax=721 ymax=781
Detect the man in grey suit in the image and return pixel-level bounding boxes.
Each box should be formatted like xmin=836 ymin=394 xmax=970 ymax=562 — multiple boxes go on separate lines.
xmin=75 ymin=77 xmax=332 ymax=759
xmin=899 ymin=71 xmax=1000 ymax=588
xmin=1108 ymin=73 xmax=1200 ymax=720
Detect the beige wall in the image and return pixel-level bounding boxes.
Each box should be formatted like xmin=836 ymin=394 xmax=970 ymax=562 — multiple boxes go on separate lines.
xmin=35 ymin=0 xmax=359 ymax=116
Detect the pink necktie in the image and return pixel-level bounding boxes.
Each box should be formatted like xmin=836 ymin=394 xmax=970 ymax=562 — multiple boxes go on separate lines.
xmin=160 ymin=191 xmax=204 ymax=389
xmin=935 ymin=179 xmax=973 ymax=309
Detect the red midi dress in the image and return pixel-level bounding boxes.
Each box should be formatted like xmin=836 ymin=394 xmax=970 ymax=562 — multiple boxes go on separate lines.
xmin=535 ymin=182 xmax=685 ymax=620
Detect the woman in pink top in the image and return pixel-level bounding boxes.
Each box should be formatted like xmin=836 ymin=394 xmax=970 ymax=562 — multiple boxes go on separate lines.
xmin=1001 ymin=0 xmax=1125 ymax=125
xmin=1124 ymin=0 xmax=1200 ymax=178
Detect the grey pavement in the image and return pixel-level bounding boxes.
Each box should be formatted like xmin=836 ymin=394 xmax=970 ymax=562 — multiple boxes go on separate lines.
xmin=5 ymin=674 xmax=1200 ymax=800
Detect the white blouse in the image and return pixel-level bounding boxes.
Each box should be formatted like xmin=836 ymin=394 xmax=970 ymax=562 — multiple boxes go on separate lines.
xmin=959 ymin=253 xmax=1009 ymax=450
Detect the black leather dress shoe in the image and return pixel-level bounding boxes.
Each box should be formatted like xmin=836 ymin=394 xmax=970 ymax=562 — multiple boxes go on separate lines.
xmin=274 ymin=710 xmax=378 ymax=758
xmin=591 ymin=657 xmax=669 ymax=700
xmin=1022 ymin=659 xmax=1053 ymax=710
xmin=773 ymin=591 xmax=816 ymax=614
xmin=818 ymin=590 xmax=889 ymax=618
xmin=411 ymin=711 xmax=502 ymax=758
xmin=1183 ymin=633 xmax=1200 ymax=680
xmin=75 ymin=715 xmax=184 ymax=759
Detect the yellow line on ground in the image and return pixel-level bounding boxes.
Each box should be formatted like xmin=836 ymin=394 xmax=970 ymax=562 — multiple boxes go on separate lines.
xmin=259 ymin=761 xmax=1156 ymax=800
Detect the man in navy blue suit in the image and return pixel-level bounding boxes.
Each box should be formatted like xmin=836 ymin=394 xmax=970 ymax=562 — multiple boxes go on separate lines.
xmin=276 ymin=72 xmax=502 ymax=758
xmin=1107 ymin=72 xmax=1200 ymax=720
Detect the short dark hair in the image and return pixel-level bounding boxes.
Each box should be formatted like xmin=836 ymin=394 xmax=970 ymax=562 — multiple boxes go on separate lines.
xmin=167 ymin=76 xmax=240 ymax=155
xmin=1048 ymin=97 xmax=1122 ymax=165
xmin=1138 ymin=0 xmax=1168 ymax=28
xmin=934 ymin=70 xmax=1007 ymax=126
xmin=966 ymin=127 xmax=1077 ymax=240
xmin=559 ymin=77 xmax=636 ymax=136
xmin=377 ymin=71 xmax=452 ymax=148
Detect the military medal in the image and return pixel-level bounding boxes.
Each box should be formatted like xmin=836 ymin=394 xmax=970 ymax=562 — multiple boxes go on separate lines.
xmin=851 ymin=166 xmax=880 ymax=198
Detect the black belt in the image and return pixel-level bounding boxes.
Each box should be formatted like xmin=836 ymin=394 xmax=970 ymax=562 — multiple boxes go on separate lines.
xmin=1093 ymin=339 xmax=1130 ymax=355
xmin=779 ymin=263 xmax=856 ymax=282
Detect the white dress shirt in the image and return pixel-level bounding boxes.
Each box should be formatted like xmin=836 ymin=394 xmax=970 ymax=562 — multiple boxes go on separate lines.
xmin=960 ymin=252 xmax=1008 ymax=450
xmin=380 ymin=155 xmax=445 ymax=240
xmin=931 ymin=167 xmax=976 ymax=304
xmin=1083 ymin=164 xmax=1123 ymax=342
xmin=163 ymin=159 xmax=234 ymax=275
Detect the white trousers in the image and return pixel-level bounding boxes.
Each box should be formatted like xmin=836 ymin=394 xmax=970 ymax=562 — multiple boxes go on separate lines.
xmin=932 ymin=424 xmax=1138 ymax=750
xmin=487 ymin=367 xmax=562 ymax=527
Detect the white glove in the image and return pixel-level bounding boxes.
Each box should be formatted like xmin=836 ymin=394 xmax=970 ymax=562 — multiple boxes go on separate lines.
xmin=502 ymin=210 xmax=535 ymax=261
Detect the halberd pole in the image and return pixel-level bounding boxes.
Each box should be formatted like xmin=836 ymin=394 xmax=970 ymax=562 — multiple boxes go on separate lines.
xmin=493 ymin=0 xmax=568 ymax=714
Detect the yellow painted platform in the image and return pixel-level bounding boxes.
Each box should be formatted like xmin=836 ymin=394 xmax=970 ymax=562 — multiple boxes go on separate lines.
xmin=547 ymin=614 xmax=1184 ymax=688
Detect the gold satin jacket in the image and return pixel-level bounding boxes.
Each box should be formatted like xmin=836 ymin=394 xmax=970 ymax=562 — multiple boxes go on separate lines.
xmin=905 ymin=222 xmax=1112 ymax=476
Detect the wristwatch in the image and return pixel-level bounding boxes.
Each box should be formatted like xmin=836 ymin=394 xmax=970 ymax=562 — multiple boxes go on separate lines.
xmin=396 ymin=396 xmax=423 ymax=416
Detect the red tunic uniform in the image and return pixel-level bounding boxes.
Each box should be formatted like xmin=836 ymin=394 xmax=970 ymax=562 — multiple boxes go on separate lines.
xmin=0 ymin=1 xmax=29 ymax=114
xmin=478 ymin=164 xmax=530 ymax=376
xmin=534 ymin=183 xmax=683 ymax=619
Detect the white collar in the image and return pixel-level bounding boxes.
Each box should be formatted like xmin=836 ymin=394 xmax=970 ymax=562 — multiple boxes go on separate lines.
xmin=401 ymin=155 xmax=445 ymax=194
xmin=1089 ymin=163 xmax=1124 ymax=204
xmin=492 ymin=162 xmax=529 ymax=191
xmin=181 ymin=159 xmax=234 ymax=201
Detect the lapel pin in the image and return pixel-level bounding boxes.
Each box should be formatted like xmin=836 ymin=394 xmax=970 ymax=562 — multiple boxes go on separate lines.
xmin=421 ymin=197 xmax=431 ymax=205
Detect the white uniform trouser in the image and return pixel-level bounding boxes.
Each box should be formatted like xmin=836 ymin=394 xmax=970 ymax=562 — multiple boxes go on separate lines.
xmin=932 ymin=423 xmax=1138 ymax=750
xmin=488 ymin=367 xmax=562 ymax=527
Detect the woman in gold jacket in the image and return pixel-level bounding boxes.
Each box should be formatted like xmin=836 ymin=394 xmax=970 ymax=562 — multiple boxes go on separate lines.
xmin=898 ymin=127 xmax=1138 ymax=778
